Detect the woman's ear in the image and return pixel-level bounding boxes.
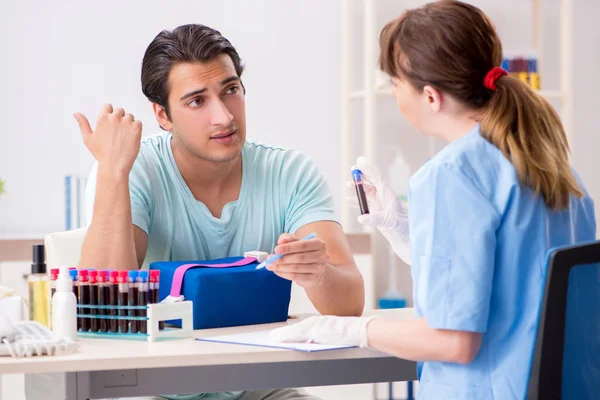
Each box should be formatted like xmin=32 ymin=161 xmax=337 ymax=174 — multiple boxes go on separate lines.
xmin=423 ymin=85 xmax=442 ymax=113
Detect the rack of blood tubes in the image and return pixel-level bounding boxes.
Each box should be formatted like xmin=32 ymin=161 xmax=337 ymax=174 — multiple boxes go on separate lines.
xmin=65 ymin=268 xmax=193 ymax=342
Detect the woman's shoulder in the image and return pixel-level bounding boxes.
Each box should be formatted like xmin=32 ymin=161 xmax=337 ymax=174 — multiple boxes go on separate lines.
xmin=410 ymin=127 xmax=520 ymax=218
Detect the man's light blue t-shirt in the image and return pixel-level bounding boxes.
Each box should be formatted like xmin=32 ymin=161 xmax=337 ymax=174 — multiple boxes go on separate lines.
xmin=84 ymin=132 xmax=338 ymax=399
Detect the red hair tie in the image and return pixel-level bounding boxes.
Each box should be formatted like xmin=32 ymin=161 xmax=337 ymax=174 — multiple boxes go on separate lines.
xmin=483 ymin=67 xmax=508 ymax=91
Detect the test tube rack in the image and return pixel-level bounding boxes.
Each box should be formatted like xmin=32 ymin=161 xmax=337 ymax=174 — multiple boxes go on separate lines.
xmin=76 ymin=300 xmax=193 ymax=342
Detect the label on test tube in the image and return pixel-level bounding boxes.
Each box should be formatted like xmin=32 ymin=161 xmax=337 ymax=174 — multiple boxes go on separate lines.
xmin=138 ymin=271 xmax=149 ymax=334
xmin=89 ymin=270 xmax=99 ymax=333
xmin=49 ymin=268 xmax=59 ymax=329
xmin=150 ymin=270 xmax=164 ymax=330
xmin=128 ymin=270 xmax=139 ymax=334
xmin=98 ymin=271 xmax=109 ymax=333
xmin=78 ymin=270 xmax=90 ymax=332
xmin=50 ymin=268 xmax=59 ymax=299
xmin=118 ymin=271 xmax=129 ymax=334
xmin=69 ymin=270 xmax=79 ymax=330
xmin=109 ymin=271 xmax=119 ymax=333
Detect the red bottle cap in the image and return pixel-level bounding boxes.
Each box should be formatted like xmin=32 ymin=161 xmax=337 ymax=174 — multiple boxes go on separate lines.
xmin=118 ymin=270 xmax=128 ymax=283
xmin=78 ymin=269 xmax=89 ymax=282
xmin=149 ymin=270 xmax=160 ymax=282
xmin=50 ymin=268 xmax=59 ymax=280
xmin=89 ymin=270 xmax=98 ymax=284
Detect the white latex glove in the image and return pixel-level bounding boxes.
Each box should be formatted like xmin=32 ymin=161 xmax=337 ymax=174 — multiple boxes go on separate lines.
xmin=347 ymin=156 xmax=411 ymax=264
xmin=0 ymin=313 xmax=17 ymax=342
xmin=269 ymin=315 xmax=379 ymax=348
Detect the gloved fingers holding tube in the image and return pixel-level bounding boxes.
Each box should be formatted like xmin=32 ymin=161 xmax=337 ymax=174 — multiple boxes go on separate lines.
xmin=346 ymin=181 xmax=379 ymax=212
xmin=349 ymin=156 xmax=411 ymax=265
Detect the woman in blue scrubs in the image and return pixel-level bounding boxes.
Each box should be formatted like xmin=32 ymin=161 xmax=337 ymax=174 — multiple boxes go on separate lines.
xmin=271 ymin=1 xmax=596 ymax=399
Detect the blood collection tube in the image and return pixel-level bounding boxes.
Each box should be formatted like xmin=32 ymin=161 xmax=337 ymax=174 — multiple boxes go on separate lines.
xmin=150 ymin=270 xmax=164 ymax=330
xmin=69 ymin=269 xmax=79 ymax=330
xmin=109 ymin=271 xmax=119 ymax=333
xmin=118 ymin=271 xmax=129 ymax=333
xmin=352 ymin=169 xmax=370 ymax=215
xmin=78 ymin=270 xmax=90 ymax=331
xmin=515 ymin=57 xmax=528 ymax=85
xmin=508 ymin=58 xmax=517 ymax=79
xmin=128 ymin=270 xmax=139 ymax=334
xmin=49 ymin=268 xmax=59 ymax=328
xmin=138 ymin=271 xmax=149 ymax=334
xmin=528 ymin=57 xmax=540 ymax=90
xmin=89 ymin=270 xmax=99 ymax=333
xmin=50 ymin=268 xmax=59 ymax=299
xmin=98 ymin=271 xmax=109 ymax=332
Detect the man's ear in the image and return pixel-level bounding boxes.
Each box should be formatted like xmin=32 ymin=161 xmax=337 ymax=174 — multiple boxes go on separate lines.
xmin=422 ymin=85 xmax=442 ymax=113
xmin=152 ymin=103 xmax=172 ymax=131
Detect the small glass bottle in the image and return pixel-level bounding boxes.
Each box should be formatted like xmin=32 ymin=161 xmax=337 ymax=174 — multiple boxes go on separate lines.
xmin=28 ymin=245 xmax=50 ymax=327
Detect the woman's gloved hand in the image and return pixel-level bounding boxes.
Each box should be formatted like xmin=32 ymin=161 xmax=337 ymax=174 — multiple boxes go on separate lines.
xmin=269 ymin=315 xmax=379 ymax=348
xmin=347 ymin=156 xmax=411 ymax=264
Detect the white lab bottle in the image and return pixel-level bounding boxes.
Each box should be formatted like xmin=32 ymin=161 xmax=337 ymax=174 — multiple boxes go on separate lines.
xmin=388 ymin=148 xmax=410 ymax=204
xmin=52 ymin=265 xmax=78 ymax=340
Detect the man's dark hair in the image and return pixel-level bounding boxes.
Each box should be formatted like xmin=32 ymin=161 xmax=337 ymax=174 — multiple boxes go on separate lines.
xmin=141 ymin=24 xmax=245 ymax=119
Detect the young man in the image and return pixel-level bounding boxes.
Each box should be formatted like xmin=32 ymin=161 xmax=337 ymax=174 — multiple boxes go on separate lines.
xmin=76 ymin=24 xmax=364 ymax=400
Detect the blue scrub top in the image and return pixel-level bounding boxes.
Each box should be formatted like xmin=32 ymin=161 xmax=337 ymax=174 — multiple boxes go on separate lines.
xmin=408 ymin=124 xmax=596 ymax=399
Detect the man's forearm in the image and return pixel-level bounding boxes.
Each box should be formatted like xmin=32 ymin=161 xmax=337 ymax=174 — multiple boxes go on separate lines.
xmin=305 ymin=264 xmax=365 ymax=316
xmin=79 ymin=166 xmax=137 ymax=270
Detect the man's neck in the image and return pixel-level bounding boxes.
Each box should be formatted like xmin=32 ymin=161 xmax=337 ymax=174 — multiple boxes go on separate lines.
xmin=170 ymin=137 xmax=242 ymax=216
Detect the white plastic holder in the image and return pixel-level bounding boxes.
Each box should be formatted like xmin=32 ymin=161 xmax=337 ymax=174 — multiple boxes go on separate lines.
xmin=146 ymin=300 xmax=193 ymax=342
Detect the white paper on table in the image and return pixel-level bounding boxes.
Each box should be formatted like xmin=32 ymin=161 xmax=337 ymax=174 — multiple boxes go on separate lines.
xmin=195 ymin=329 xmax=355 ymax=352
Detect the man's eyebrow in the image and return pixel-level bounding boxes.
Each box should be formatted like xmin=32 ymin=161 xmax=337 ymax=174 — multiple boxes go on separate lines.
xmin=179 ymin=76 xmax=240 ymax=101
xmin=180 ymin=88 xmax=206 ymax=101
xmin=221 ymin=76 xmax=240 ymax=86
